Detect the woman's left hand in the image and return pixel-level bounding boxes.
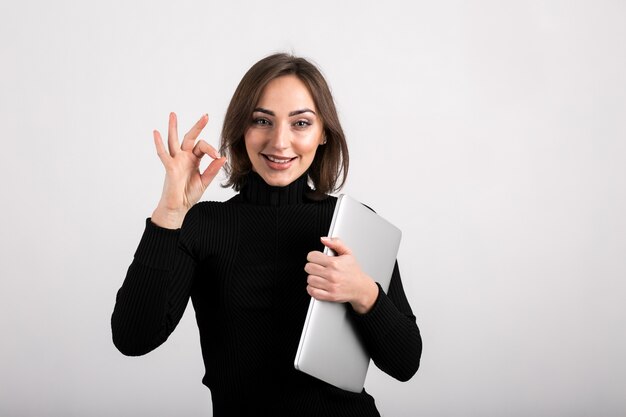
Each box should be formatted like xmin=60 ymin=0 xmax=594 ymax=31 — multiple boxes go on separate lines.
xmin=305 ymin=237 xmax=379 ymax=314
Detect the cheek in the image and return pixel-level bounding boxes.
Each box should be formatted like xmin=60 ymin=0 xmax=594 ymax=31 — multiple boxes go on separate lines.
xmin=294 ymin=141 xmax=317 ymax=160
xmin=242 ymin=133 xmax=260 ymax=169
xmin=243 ymin=131 xmax=258 ymax=154
xmin=296 ymin=131 xmax=323 ymax=157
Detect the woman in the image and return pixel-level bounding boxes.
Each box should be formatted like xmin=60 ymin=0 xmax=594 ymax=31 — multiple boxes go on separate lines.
xmin=112 ymin=53 xmax=421 ymax=416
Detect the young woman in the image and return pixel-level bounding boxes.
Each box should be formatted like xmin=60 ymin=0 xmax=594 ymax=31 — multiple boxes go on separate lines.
xmin=112 ymin=53 xmax=421 ymax=417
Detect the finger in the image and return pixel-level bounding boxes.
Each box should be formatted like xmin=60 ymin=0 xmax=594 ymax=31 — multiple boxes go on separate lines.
xmin=306 ymin=285 xmax=337 ymax=302
xmin=167 ymin=112 xmax=180 ymax=156
xmin=307 ymin=274 xmax=333 ymax=290
xmin=307 ymin=285 xmax=324 ymax=300
xmin=200 ymin=157 xmax=227 ymax=189
xmin=320 ymin=237 xmax=352 ymax=256
xmin=153 ymin=130 xmax=170 ymax=163
xmin=306 ymin=250 xmax=332 ymax=266
xmin=304 ymin=261 xmax=326 ymax=277
xmin=181 ymin=114 xmax=209 ymax=152
xmin=192 ymin=140 xmax=220 ymax=160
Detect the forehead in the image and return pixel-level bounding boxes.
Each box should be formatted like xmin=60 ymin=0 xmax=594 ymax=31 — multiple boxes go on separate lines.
xmin=256 ymin=75 xmax=316 ymax=110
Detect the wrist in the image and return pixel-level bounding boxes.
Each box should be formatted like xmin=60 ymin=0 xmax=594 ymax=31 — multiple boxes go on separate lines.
xmin=151 ymin=205 xmax=188 ymax=229
xmin=351 ymin=278 xmax=379 ymax=315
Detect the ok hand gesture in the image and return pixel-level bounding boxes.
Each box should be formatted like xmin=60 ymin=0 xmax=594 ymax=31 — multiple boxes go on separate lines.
xmin=151 ymin=112 xmax=226 ymax=229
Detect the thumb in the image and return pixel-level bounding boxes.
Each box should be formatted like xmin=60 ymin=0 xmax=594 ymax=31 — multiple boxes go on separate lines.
xmin=320 ymin=237 xmax=352 ymax=256
xmin=200 ymin=156 xmax=227 ymax=189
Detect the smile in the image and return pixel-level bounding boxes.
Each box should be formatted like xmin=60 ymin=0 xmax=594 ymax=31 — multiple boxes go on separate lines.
xmin=263 ymin=154 xmax=297 ymax=164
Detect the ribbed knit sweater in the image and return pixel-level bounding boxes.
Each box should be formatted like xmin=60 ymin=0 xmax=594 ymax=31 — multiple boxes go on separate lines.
xmin=111 ymin=172 xmax=421 ymax=417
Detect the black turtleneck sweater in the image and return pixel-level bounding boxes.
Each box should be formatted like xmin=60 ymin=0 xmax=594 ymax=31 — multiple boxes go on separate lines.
xmin=111 ymin=173 xmax=421 ymax=417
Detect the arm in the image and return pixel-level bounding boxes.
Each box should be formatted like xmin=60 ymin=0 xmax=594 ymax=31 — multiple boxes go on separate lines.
xmin=348 ymin=261 xmax=422 ymax=382
xmin=111 ymin=212 xmax=198 ymax=356
xmin=111 ymin=112 xmax=224 ymax=356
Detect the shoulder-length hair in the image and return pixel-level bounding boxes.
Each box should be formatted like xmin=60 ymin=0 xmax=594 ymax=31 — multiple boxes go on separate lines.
xmin=220 ymin=53 xmax=349 ymax=194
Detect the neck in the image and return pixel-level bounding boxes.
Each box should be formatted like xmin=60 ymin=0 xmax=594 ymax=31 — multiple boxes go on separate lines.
xmin=240 ymin=172 xmax=311 ymax=206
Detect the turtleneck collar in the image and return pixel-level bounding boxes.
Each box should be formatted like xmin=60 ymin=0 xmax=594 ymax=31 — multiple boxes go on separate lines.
xmin=240 ymin=171 xmax=312 ymax=206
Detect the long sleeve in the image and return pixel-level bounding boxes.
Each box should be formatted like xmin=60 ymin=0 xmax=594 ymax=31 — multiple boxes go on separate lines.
xmin=111 ymin=211 xmax=199 ymax=356
xmin=349 ymin=261 xmax=422 ymax=382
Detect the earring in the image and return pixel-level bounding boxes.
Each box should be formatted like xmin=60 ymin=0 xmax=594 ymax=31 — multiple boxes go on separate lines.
xmin=321 ymin=136 xmax=327 ymax=145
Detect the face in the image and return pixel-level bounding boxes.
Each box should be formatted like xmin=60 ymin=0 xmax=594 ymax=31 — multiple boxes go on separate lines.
xmin=244 ymin=75 xmax=325 ymax=187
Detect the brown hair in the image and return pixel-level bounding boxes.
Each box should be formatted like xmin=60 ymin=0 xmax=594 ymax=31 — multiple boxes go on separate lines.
xmin=220 ymin=53 xmax=349 ymax=194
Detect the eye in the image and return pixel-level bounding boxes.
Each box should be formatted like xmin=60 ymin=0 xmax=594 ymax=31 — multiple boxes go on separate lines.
xmin=294 ymin=120 xmax=311 ymax=128
xmin=253 ymin=117 xmax=271 ymax=126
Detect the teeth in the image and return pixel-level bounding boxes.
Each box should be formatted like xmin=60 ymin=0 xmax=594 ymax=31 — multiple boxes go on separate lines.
xmin=266 ymin=155 xmax=292 ymax=163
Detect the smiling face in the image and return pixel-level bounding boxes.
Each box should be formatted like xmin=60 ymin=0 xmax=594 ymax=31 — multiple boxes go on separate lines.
xmin=244 ymin=75 xmax=325 ymax=187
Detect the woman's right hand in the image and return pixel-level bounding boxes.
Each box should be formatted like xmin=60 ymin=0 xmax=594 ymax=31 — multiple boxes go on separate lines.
xmin=150 ymin=112 xmax=227 ymax=229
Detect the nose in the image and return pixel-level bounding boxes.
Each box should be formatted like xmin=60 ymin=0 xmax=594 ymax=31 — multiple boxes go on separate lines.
xmin=269 ymin=122 xmax=290 ymax=151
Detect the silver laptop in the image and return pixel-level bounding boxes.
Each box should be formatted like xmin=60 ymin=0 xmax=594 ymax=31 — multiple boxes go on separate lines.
xmin=294 ymin=194 xmax=402 ymax=393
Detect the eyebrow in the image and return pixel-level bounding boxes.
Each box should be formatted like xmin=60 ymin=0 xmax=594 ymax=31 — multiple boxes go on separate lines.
xmin=253 ymin=107 xmax=317 ymax=117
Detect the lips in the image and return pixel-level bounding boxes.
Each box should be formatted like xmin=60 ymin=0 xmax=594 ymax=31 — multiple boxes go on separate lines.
xmin=262 ymin=154 xmax=297 ymax=171
xmin=264 ymin=154 xmax=296 ymax=164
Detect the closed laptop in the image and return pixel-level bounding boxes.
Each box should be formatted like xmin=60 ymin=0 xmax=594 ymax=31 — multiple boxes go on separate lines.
xmin=294 ymin=194 xmax=402 ymax=392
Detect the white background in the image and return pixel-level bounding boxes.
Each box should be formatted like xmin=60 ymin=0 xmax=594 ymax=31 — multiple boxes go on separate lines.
xmin=1 ymin=1 xmax=625 ymax=416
